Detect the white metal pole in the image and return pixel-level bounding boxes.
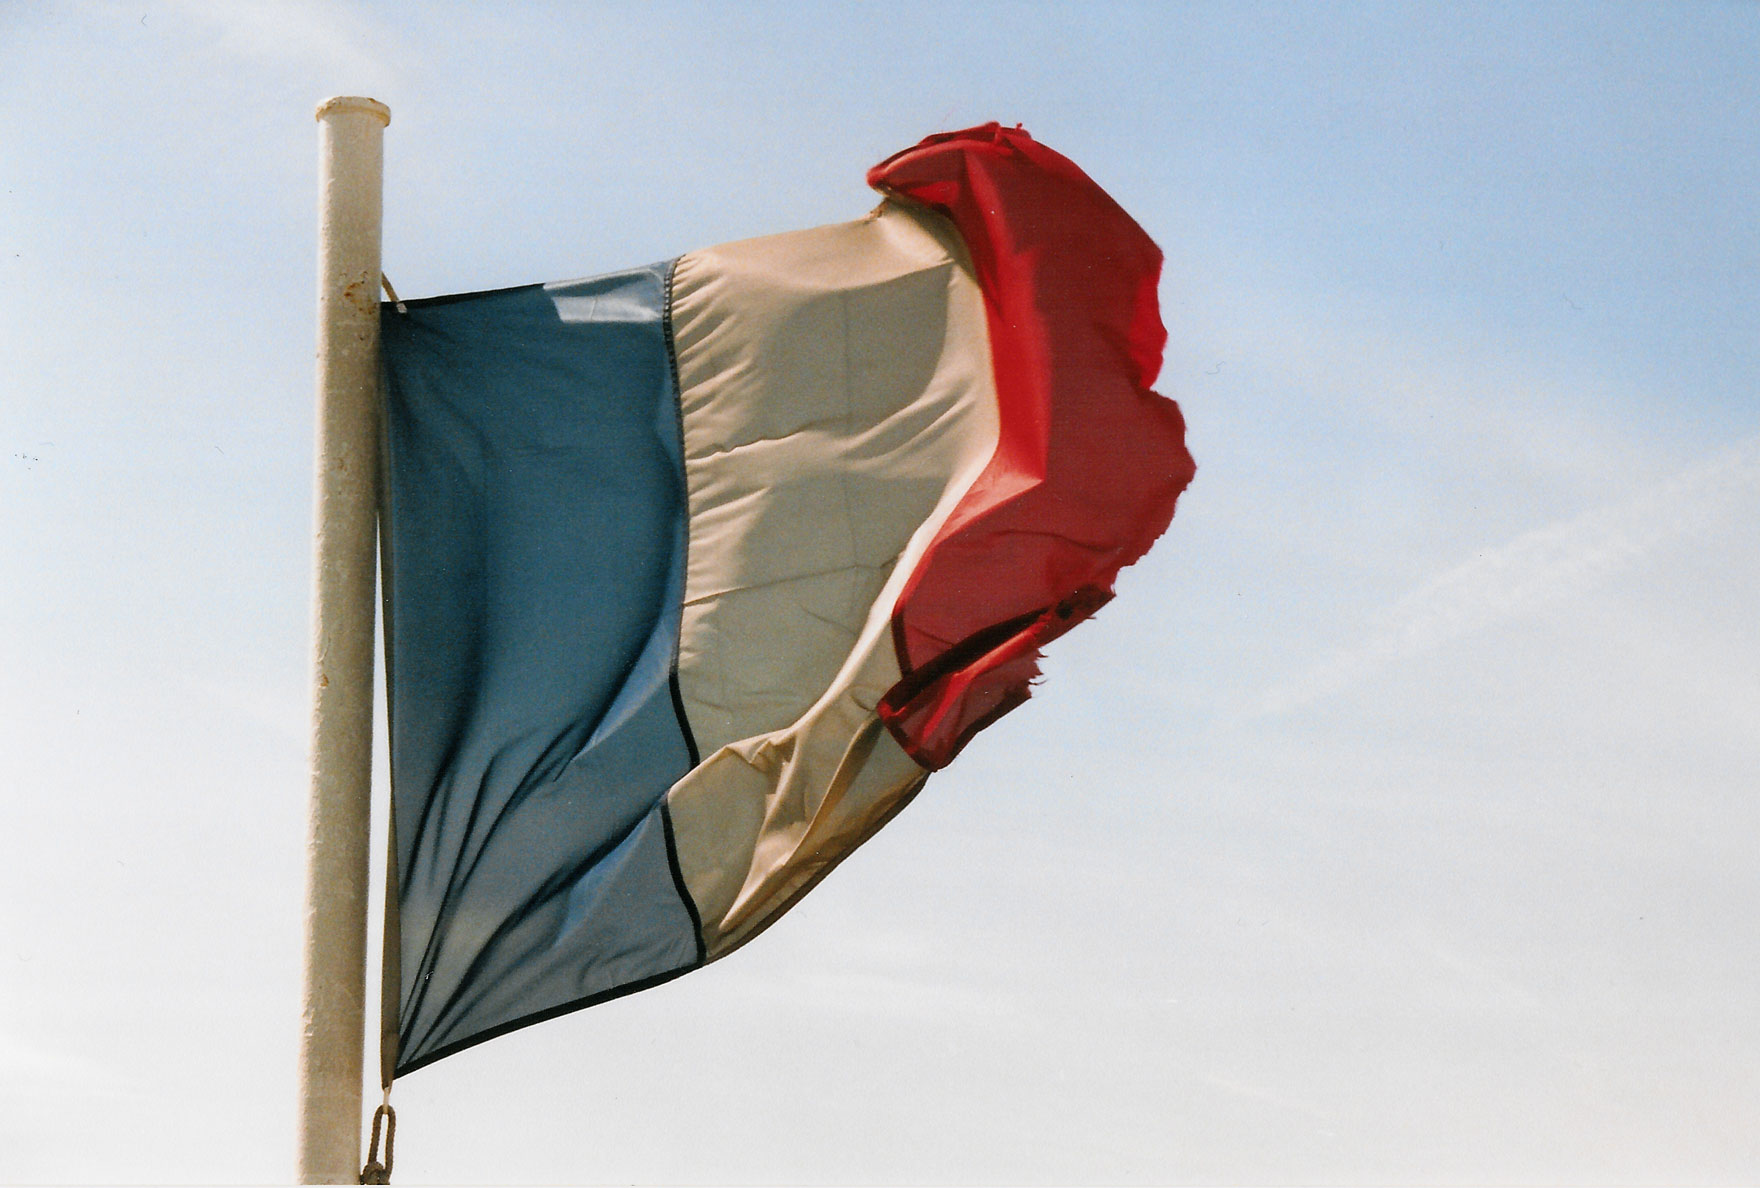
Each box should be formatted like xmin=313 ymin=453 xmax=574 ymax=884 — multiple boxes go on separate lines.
xmin=299 ymin=94 xmax=389 ymax=1185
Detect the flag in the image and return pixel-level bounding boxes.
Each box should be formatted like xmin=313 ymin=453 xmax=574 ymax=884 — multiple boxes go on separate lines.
xmin=378 ymin=123 xmax=1196 ymax=1076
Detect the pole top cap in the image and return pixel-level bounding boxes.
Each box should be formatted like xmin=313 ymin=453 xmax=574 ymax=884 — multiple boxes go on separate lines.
xmin=315 ymin=96 xmax=390 ymax=126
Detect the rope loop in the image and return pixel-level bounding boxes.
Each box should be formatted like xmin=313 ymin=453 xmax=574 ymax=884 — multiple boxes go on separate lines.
xmin=359 ymin=1103 xmax=396 ymax=1184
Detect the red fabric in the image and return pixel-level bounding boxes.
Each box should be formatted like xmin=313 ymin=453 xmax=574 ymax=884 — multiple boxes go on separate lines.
xmin=868 ymin=124 xmax=1196 ymax=769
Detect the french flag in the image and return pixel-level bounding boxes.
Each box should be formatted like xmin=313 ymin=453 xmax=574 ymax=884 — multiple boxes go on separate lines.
xmin=378 ymin=124 xmax=1195 ymax=1076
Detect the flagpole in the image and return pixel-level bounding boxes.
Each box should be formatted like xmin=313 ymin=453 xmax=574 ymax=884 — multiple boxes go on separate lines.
xmin=299 ymin=94 xmax=390 ymax=1185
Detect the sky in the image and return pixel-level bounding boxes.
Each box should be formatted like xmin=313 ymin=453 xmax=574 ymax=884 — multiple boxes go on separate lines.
xmin=2 ymin=1 xmax=1757 ymax=1183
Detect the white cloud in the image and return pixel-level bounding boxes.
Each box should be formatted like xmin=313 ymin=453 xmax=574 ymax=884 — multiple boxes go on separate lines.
xmin=1169 ymin=255 xmax=1662 ymax=500
xmin=164 ymin=0 xmax=398 ymax=92
xmin=1253 ymin=433 xmax=1760 ymax=717
xmin=0 ymin=1032 xmax=142 ymax=1101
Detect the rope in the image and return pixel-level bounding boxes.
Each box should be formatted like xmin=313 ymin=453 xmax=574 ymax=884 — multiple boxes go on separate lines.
xmin=381 ymin=274 xmax=407 ymax=314
xmin=358 ymin=1099 xmax=396 ymax=1184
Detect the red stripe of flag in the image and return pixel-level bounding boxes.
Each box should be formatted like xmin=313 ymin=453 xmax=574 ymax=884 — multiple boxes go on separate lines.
xmin=869 ymin=123 xmax=1196 ymax=769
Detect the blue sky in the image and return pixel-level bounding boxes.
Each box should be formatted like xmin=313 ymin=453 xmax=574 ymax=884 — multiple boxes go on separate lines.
xmin=2 ymin=1 xmax=1757 ymax=1182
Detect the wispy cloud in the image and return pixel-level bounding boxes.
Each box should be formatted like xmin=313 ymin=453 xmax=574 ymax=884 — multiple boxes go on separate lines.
xmin=1170 ymin=257 xmax=1657 ymax=497
xmin=0 ymin=1032 xmax=143 ymax=1101
xmin=1199 ymin=1071 xmax=1341 ymax=1127
xmin=165 ymin=0 xmax=398 ymax=92
xmin=1253 ymin=434 xmax=1760 ymax=717
xmin=715 ymin=929 xmax=1034 ymax=1024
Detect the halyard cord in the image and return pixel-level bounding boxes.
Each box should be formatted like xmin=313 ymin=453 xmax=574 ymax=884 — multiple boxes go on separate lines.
xmin=380 ymin=273 xmax=407 ymax=314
